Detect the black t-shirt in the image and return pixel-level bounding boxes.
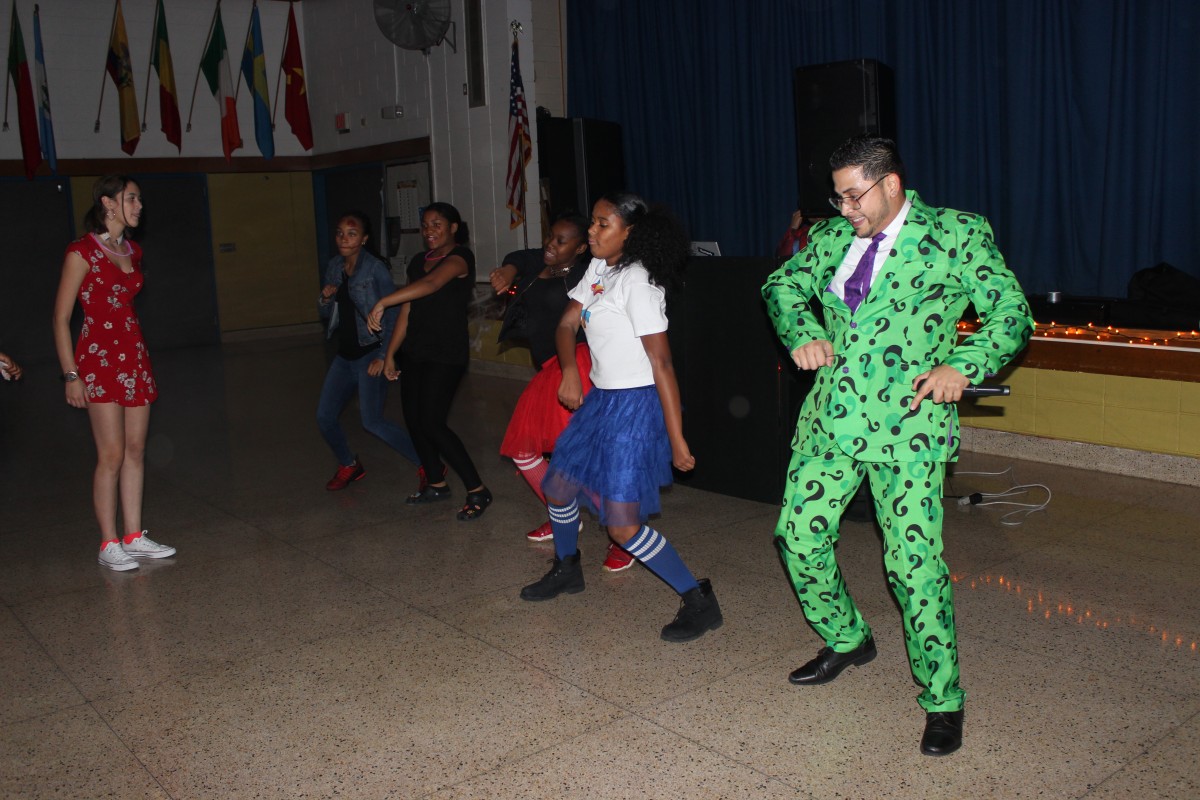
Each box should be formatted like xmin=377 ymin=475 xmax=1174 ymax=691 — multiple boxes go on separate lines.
xmin=401 ymin=245 xmax=476 ymax=365
xmin=336 ymin=278 xmax=380 ymax=361
xmin=497 ymin=248 xmax=587 ymax=368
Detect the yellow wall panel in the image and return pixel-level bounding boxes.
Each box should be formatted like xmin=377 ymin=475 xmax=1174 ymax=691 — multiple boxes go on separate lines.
xmin=1179 ymin=414 xmax=1200 ymax=457
xmin=1036 ymin=368 xmax=1104 ymax=404
xmin=1034 ymin=398 xmax=1105 ymax=442
xmin=207 ymin=173 xmax=319 ymax=332
xmin=1181 ymin=382 xmax=1200 ymax=416
xmin=1104 ymin=374 xmax=1180 ymax=413
xmin=963 ymin=394 xmax=1035 ymax=433
xmin=1102 ymin=407 xmax=1180 ymax=453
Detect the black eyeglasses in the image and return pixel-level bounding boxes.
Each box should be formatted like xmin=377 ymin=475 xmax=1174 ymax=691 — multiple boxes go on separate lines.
xmin=828 ymin=175 xmax=887 ymax=211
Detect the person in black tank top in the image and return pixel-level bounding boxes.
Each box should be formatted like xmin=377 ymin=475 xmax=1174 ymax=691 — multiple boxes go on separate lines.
xmin=367 ymin=202 xmax=493 ymax=522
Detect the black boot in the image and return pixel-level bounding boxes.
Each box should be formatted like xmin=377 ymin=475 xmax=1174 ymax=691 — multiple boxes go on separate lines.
xmin=660 ymin=579 xmax=723 ymax=642
xmin=520 ymin=551 xmax=584 ymax=601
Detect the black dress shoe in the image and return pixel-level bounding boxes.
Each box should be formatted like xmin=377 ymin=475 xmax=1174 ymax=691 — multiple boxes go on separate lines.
xmin=788 ymin=637 xmax=877 ymax=685
xmin=920 ymin=710 xmax=964 ymax=756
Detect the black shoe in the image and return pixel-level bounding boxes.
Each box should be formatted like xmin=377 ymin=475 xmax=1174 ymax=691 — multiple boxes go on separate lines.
xmin=660 ymin=579 xmax=723 ymax=642
xmin=456 ymin=487 xmax=493 ymax=521
xmin=520 ymin=552 xmax=584 ymax=601
xmin=788 ymin=637 xmax=877 ymax=685
xmin=406 ymin=483 xmax=452 ymax=504
xmin=920 ymin=710 xmax=964 ymax=756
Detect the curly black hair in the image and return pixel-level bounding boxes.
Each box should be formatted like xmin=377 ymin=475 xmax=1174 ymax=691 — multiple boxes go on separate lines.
xmin=600 ymin=192 xmax=689 ymax=293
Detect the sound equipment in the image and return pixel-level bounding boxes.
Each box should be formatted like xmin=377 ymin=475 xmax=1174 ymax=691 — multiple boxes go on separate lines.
xmin=793 ymin=59 xmax=896 ymax=216
xmin=670 ymin=257 xmax=814 ymax=504
xmin=537 ymin=117 xmax=625 ymax=219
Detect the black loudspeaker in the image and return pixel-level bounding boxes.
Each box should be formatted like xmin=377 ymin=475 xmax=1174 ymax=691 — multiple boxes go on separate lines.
xmin=793 ymin=59 xmax=896 ymax=216
xmin=670 ymin=257 xmax=814 ymax=504
xmin=537 ymin=117 xmax=625 ymax=218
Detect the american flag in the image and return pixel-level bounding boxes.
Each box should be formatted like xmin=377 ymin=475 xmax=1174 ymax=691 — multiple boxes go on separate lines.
xmin=506 ymin=38 xmax=532 ymax=229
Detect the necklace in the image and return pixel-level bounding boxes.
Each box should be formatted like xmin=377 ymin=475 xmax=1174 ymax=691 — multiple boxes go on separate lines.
xmin=91 ymin=232 xmax=132 ymax=259
xmin=424 ymin=249 xmax=452 ymax=263
xmin=546 ymin=264 xmax=572 ymax=278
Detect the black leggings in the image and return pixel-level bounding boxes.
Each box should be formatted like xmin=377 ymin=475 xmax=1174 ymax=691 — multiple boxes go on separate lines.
xmin=399 ymin=359 xmax=483 ymax=490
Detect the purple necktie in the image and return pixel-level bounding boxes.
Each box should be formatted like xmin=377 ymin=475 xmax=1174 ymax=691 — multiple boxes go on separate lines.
xmin=843 ymin=232 xmax=886 ymax=313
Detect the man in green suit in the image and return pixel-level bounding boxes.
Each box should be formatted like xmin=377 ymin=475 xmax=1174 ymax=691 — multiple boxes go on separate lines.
xmin=762 ymin=136 xmax=1033 ymax=756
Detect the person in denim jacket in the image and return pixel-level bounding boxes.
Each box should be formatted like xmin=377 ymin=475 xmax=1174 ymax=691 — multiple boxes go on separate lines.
xmin=317 ymin=212 xmax=419 ymax=490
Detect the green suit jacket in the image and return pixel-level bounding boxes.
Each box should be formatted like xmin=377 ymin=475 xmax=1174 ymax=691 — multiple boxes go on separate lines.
xmin=762 ymin=190 xmax=1034 ymax=463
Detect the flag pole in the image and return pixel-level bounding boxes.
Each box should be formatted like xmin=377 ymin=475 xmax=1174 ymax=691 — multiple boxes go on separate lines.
xmin=513 ymin=23 xmax=529 ymax=249
xmin=186 ymin=0 xmax=221 ymax=133
xmin=2 ymin=0 xmax=10 ymax=132
xmin=94 ymin=0 xmax=121 ymax=133
xmin=140 ymin=0 xmax=161 ymax=133
xmin=271 ymin=1 xmax=292 ymax=127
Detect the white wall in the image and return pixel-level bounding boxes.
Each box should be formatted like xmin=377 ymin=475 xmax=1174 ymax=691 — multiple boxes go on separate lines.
xmin=0 ymin=0 xmax=311 ymax=161
xmin=4 ymin=0 xmax=564 ymax=276
xmin=301 ymin=0 xmax=546 ymax=273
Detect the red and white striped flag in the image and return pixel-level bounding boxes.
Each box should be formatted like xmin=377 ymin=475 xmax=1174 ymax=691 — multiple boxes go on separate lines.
xmin=505 ymin=37 xmax=532 ymax=229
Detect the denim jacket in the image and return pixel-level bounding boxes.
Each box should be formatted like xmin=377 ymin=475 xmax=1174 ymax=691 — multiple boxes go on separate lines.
xmin=318 ymin=250 xmax=400 ymax=349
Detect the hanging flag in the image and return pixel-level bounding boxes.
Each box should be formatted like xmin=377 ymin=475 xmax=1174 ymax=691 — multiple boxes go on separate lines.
xmin=280 ymin=2 xmax=311 ymax=150
xmin=32 ymin=5 xmax=56 ymax=172
xmin=240 ymin=2 xmax=273 ymax=158
xmin=105 ymin=0 xmax=139 ymax=155
xmin=199 ymin=5 xmax=241 ymax=161
xmin=150 ymin=0 xmax=181 ymax=151
xmin=5 ymin=2 xmax=41 ymax=179
xmin=505 ymin=37 xmax=532 ymax=229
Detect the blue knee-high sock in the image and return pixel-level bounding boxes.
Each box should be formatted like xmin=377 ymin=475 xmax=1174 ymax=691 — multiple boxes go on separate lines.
xmin=549 ymin=500 xmax=580 ymax=559
xmin=624 ymin=525 xmax=700 ymax=595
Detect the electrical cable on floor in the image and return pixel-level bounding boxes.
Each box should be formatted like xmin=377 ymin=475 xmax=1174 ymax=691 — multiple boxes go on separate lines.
xmin=945 ymin=466 xmax=1051 ymax=526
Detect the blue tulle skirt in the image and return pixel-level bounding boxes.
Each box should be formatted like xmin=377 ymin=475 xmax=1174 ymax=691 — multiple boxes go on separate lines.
xmin=541 ymin=385 xmax=674 ymax=527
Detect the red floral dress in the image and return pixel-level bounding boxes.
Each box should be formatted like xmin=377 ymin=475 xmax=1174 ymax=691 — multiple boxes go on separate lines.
xmin=69 ymin=235 xmax=158 ymax=406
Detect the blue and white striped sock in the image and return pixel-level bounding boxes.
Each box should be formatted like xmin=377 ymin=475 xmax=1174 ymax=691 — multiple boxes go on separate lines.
xmin=624 ymin=525 xmax=699 ymax=594
xmin=549 ymin=500 xmax=580 ymax=558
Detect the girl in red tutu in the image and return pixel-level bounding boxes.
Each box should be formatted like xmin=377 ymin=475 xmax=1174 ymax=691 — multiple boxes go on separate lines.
xmin=490 ymin=214 xmax=633 ymax=572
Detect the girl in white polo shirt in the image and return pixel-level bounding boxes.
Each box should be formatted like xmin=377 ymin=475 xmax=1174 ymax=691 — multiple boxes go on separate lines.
xmin=519 ymin=192 xmax=722 ymax=642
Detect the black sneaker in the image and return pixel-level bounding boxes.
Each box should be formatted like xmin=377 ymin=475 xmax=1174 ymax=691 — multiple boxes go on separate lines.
xmin=660 ymin=578 xmax=723 ymax=642
xmin=520 ymin=552 xmax=584 ymax=601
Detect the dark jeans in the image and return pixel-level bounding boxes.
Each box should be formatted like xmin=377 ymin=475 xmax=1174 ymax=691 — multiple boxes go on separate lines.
xmin=399 ymin=358 xmax=483 ymax=490
xmin=317 ymin=351 xmax=419 ymax=467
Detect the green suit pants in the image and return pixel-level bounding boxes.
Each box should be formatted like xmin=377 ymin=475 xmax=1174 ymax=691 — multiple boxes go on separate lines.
xmin=774 ymin=448 xmax=965 ymax=712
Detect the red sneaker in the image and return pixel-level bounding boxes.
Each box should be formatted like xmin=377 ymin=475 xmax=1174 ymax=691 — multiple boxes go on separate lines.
xmin=326 ymin=461 xmax=365 ymax=490
xmin=525 ymin=520 xmax=554 ymax=542
xmin=602 ymin=543 xmax=635 ymax=572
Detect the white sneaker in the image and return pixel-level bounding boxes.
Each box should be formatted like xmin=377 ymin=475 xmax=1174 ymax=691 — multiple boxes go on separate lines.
xmin=99 ymin=541 xmax=138 ymax=571
xmin=122 ymin=531 xmax=176 ymax=559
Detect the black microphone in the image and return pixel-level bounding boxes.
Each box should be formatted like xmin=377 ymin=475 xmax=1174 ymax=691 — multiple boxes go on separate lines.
xmin=961 ymin=385 xmax=1010 ymax=397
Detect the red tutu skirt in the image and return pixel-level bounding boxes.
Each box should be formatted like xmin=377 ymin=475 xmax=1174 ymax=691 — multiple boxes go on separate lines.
xmin=500 ymin=343 xmax=593 ymax=458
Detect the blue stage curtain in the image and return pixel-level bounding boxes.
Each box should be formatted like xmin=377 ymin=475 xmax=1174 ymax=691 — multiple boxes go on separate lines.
xmin=566 ymin=0 xmax=1200 ymax=297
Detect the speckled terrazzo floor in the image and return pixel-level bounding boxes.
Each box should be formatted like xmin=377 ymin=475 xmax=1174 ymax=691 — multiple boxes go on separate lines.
xmin=2 ymin=337 xmax=1197 ymax=799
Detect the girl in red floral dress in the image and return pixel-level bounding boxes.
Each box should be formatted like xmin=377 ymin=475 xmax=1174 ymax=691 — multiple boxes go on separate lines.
xmin=52 ymin=175 xmax=175 ymax=571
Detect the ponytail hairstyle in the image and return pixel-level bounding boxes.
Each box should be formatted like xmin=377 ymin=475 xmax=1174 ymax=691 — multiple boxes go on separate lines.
xmin=83 ymin=174 xmax=136 ymax=235
xmin=603 ymin=191 xmax=689 ymax=294
xmin=425 ymin=201 xmax=470 ymax=245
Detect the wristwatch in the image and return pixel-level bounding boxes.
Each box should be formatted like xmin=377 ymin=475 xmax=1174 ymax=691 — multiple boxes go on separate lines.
xmin=61 ymin=371 xmax=79 ymax=382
